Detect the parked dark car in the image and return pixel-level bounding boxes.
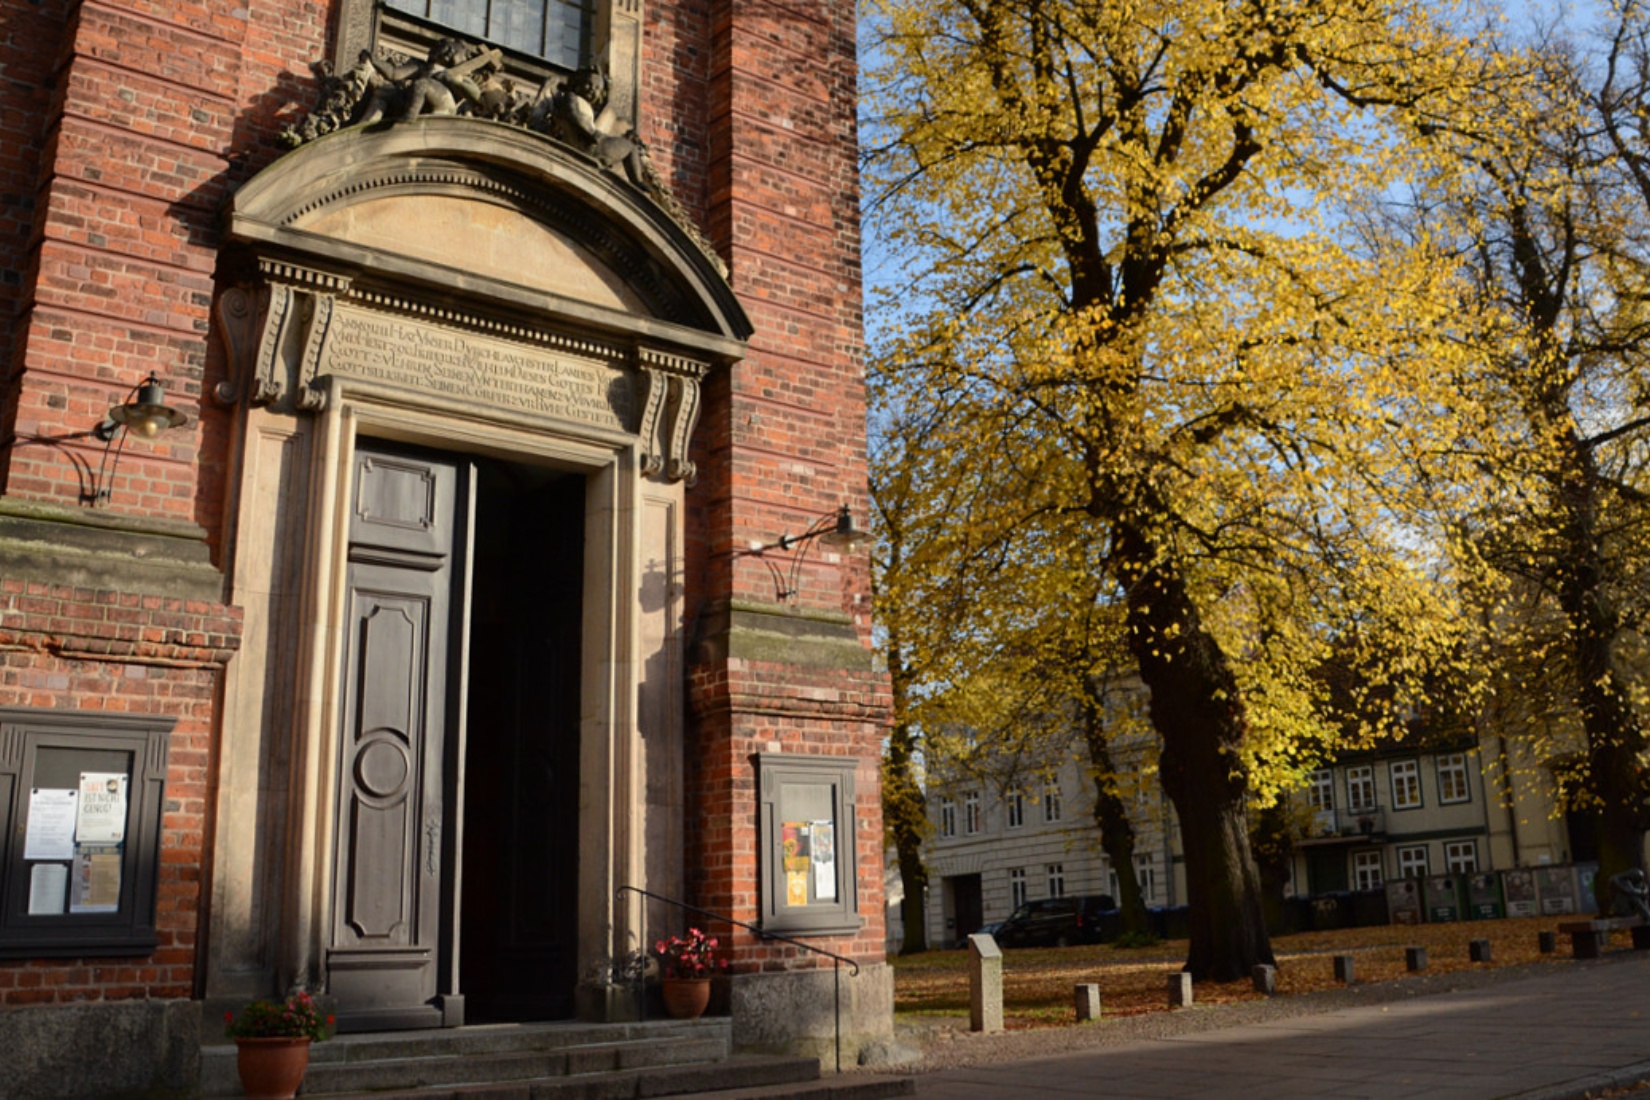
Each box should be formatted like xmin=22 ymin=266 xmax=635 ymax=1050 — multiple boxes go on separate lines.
xmin=994 ymin=894 xmax=1118 ymax=948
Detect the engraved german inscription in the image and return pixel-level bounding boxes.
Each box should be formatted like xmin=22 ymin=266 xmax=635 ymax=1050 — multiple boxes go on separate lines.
xmin=325 ymin=309 xmax=632 ymax=431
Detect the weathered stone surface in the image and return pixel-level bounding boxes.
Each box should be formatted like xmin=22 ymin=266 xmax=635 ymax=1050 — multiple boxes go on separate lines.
xmin=969 ymin=933 xmax=1003 ymax=1033
xmin=730 ymin=964 xmax=894 ymax=1070
xmin=858 ymin=1038 xmax=923 ymax=1068
xmin=1074 ymin=983 xmax=1102 ymax=1021
xmin=0 ymin=1000 xmax=201 ymax=1099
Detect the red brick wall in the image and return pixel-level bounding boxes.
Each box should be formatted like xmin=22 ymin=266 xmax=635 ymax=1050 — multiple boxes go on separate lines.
xmin=682 ymin=0 xmax=888 ymax=972
xmin=1 ymin=0 xmax=324 ymax=533
xmin=0 ymin=0 xmax=312 ymax=1006
xmin=0 ymin=579 xmax=240 ymax=1005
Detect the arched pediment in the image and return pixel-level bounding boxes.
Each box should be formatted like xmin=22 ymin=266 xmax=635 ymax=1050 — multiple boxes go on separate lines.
xmin=228 ymin=116 xmax=751 ymax=350
xmin=219 ymin=117 xmax=746 ymax=483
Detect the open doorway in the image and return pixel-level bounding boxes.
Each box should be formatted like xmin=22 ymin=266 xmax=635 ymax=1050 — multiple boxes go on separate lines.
xmin=458 ymin=459 xmax=585 ymax=1022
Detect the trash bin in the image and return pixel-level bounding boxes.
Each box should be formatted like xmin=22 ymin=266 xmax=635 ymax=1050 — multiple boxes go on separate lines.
xmin=1424 ymin=875 xmax=1462 ymax=922
xmin=1467 ymin=872 xmax=1504 ymax=919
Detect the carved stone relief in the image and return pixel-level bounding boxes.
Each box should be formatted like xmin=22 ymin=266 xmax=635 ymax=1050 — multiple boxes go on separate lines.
xmin=279 ymin=28 xmax=724 ymax=280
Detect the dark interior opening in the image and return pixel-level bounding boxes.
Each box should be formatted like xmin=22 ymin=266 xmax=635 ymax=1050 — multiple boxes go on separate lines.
xmin=459 ymin=459 xmax=584 ymax=1022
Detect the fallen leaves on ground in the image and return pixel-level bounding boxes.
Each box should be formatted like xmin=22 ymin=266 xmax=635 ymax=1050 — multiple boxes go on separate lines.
xmin=894 ymin=917 xmax=1590 ymax=1028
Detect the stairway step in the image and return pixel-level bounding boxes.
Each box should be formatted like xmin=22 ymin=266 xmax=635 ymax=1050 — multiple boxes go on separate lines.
xmin=310 ymin=1053 xmax=821 ymax=1099
xmin=300 ymin=1036 xmax=731 ymax=1094
xmin=666 ymin=1075 xmax=916 ymax=1100
xmin=201 ymin=1020 xmax=733 ymax=1098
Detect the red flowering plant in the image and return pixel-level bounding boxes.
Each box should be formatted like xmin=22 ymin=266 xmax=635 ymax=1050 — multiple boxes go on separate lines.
xmin=224 ymin=991 xmax=334 ymax=1042
xmin=653 ymin=927 xmax=727 ymax=980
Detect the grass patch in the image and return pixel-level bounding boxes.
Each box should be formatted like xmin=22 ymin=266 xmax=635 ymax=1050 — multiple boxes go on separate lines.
xmin=892 ymin=916 xmax=1574 ymax=1029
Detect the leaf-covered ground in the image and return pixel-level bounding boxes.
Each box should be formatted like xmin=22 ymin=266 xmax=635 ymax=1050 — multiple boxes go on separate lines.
xmin=893 ymin=917 xmax=1594 ymax=1028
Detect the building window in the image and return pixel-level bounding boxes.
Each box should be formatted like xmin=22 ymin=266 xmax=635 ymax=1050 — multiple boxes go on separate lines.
xmin=1307 ymin=769 xmax=1334 ymax=812
xmin=1444 ymin=840 xmax=1478 ymax=873
xmin=1346 ymin=765 xmax=1376 ymax=813
xmin=940 ymin=798 xmax=956 ymax=839
xmin=1353 ymin=850 xmax=1383 ymax=891
xmin=756 ymin=753 xmax=860 ymax=935
xmin=386 ymin=0 xmax=592 ymax=71
xmin=1135 ymin=855 xmax=1157 ymax=905
xmin=1437 ymin=753 xmax=1471 ymax=804
xmin=1047 ymin=863 xmax=1065 ymax=898
xmin=1006 ymin=789 xmax=1025 ymax=829
xmin=1010 ymin=867 xmax=1027 ymax=908
xmin=1397 ymin=845 xmax=1429 ymax=879
xmin=1390 ymin=760 xmax=1421 ymax=809
xmin=1043 ymin=782 xmax=1062 ymax=823
xmin=964 ymin=791 xmax=982 ymax=835
xmin=0 ymin=707 xmax=175 ymax=959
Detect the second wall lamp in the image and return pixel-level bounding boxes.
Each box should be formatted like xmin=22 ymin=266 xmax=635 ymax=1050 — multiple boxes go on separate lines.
xmin=735 ymin=504 xmax=868 ymax=603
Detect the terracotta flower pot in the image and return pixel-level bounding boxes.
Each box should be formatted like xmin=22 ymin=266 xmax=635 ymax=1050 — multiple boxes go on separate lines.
xmin=235 ymin=1036 xmax=311 ymax=1099
xmin=661 ymin=977 xmax=711 ymax=1020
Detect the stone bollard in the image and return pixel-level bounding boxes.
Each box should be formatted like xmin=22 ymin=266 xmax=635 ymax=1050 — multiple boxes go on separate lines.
xmin=1074 ymin=983 xmax=1102 ymax=1022
xmin=1167 ymin=972 xmax=1193 ymax=1008
xmin=1469 ymin=938 xmax=1492 ymax=963
xmin=1405 ymin=946 xmax=1428 ymax=972
xmin=1251 ymin=964 xmax=1277 ymax=996
xmin=1538 ymin=930 xmax=1557 ymax=954
xmin=968 ymin=933 xmax=1004 ymax=1033
xmin=1333 ymin=955 xmax=1356 ymax=984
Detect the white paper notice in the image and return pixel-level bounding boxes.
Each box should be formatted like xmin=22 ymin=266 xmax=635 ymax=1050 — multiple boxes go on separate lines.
xmin=811 ymin=820 xmax=837 ymax=900
xmin=24 ymin=789 xmax=78 ymax=860
xmin=76 ymin=772 xmax=128 ymax=844
xmin=28 ymin=863 xmax=68 ymax=914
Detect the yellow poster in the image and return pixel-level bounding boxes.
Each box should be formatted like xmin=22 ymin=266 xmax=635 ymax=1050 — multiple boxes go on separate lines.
xmin=786 ymin=869 xmax=809 ymax=907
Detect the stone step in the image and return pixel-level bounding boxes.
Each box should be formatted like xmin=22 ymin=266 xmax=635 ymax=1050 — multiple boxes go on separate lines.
xmin=201 ymin=1019 xmax=733 ymax=1097
xmin=665 ymin=1073 xmax=918 ymax=1100
xmin=307 ymin=1052 xmax=824 ymax=1098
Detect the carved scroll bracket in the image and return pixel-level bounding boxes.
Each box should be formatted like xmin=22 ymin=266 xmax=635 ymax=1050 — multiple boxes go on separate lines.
xmin=216 ymin=263 xmax=348 ymax=413
xmin=639 ymin=348 xmax=707 ymax=485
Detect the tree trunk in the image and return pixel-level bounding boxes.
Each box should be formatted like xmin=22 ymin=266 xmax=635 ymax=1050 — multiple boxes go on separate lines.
xmin=1115 ymin=520 xmax=1275 ymax=981
xmin=883 ymin=643 xmax=930 ymax=953
xmin=1080 ymin=695 xmax=1150 ymax=938
xmin=1546 ymin=434 xmax=1649 ymax=910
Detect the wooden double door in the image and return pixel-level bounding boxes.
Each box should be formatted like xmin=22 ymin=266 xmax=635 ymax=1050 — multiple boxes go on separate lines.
xmin=327 ymin=443 xmax=584 ymax=1030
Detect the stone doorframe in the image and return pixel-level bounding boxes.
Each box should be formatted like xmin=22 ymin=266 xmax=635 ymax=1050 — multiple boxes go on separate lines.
xmin=203 ymin=118 xmax=748 ymax=1019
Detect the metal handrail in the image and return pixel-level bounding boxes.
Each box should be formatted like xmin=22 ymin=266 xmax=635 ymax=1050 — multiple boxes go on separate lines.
xmin=615 ymin=885 xmax=860 ymax=1072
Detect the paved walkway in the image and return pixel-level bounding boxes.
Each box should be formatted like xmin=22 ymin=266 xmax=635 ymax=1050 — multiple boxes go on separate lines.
xmin=914 ymin=953 xmax=1650 ymax=1099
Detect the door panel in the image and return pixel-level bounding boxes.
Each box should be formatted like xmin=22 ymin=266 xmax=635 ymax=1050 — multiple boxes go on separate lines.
xmin=328 ymin=446 xmax=462 ymax=1032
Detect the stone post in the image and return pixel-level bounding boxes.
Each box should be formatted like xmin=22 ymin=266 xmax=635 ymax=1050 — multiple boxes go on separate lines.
xmin=1538 ymin=930 xmax=1556 ymax=954
xmin=1074 ymin=983 xmax=1101 ymax=1022
xmin=1405 ymin=946 xmax=1428 ymax=972
xmin=968 ymin=934 xmax=1003 ymax=1033
xmin=1251 ymin=964 xmax=1276 ymax=996
xmin=1167 ymin=972 xmax=1193 ymax=1008
xmin=1333 ymin=955 xmax=1355 ymax=984
xmin=1469 ymin=938 xmax=1492 ymax=963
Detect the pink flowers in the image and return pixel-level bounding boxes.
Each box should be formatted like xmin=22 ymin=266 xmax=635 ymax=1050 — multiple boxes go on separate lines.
xmin=654 ymin=927 xmax=728 ymax=979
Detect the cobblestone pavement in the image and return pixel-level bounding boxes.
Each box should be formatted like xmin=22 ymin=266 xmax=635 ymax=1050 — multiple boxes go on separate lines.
xmin=906 ymin=952 xmax=1650 ymax=1099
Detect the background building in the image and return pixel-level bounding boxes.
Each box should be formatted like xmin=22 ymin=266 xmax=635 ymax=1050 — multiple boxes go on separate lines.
xmin=923 ymin=718 xmax=1596 ymax=946
xmin=0 ymin=0 xmax=889 ymax=1092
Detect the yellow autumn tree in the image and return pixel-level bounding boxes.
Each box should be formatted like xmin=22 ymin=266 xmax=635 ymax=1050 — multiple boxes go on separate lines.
xmin=863 ymin=0 xmax=1512 ymax=979
xmin=1398 ymin=10 xmax=1650 ymax=905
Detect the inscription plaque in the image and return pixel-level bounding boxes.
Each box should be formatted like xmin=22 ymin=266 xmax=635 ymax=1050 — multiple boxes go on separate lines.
xmin=325 ymin=308 xmax=633 ymax=432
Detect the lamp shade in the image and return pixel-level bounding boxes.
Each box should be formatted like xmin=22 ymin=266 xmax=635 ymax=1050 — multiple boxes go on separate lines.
xmin=108 ymin=374 xmax=186 ymax=438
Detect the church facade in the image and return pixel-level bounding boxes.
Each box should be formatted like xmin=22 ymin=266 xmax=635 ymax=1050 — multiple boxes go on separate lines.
xmin=0 ymin=0 xmax=889 ymax=1091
